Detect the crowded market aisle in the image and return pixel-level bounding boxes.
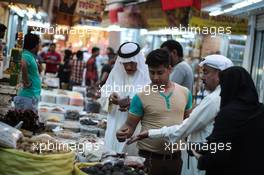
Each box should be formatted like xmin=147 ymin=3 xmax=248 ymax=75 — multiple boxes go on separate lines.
xmin=1 ymin=0 xmax=264 ymax=175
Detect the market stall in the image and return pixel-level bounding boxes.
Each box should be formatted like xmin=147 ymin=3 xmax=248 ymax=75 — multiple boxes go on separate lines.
xmin=0 ymin=82 xmax=147 ymax=175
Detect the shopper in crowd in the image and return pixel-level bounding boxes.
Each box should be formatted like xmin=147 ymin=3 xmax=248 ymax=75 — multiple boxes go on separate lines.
xmin=97 ymin=53 xmax=117 ymax=87
xmin=127 ymin=55 xmax=233 ymax=175
xmin=14 ymin=33 xmax=41 ymax=112
xmin=161 ymin=40 xmax=194 ymax=92
xmin=58 ymin=49 xmax=72 ymax=89
xmin=96 ymin=47 xmax=113 ymax=76
xmin=0 ymin=23 xmax=7 ymax=61
xmin=116 ymin=49 xmax=193 ymax=175
xmin=0 ymin=23 xmax=6 ymax=38
xmin=44 ymin=43 xmax=61 ymax=74
xmin=82 ymin=48 xmax=91 ymax=63
xmin=86 ymin=47 xmax=99 ymax=86
xmin=38 ymin=43 xmax=50 ymax=63
xmin=70 ymin=50 xmax=86 ymax=87
xmin=100 ymin=42 xmax=151 ymax=154
xmin=106 ymin=47 xmax=115 ymax=59
xmin=192 ymin=66 xmax=264 ymax=175
xmin=0 ymin=23 xmax=7 ymax=79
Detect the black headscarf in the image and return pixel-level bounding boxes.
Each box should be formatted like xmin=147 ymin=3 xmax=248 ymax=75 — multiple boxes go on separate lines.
xmin=209 ymin=66 xmax=263 ymax=139
xmin=219 ymin=66 xmax=260 ymax=108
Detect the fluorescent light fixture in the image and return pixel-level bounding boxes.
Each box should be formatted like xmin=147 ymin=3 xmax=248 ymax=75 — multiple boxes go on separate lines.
xmin=209 ymin=10 xmax=223 ymax=16
xmin=209 ymin=0 xmax=263 ymax=16
xmin=27 ymin=21 xmax=50 ymax=28
xmin=106 ymin=25 xmax=124 ymax=32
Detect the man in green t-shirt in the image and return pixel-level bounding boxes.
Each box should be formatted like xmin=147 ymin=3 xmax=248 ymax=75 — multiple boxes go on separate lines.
xmin=14 ymin=33 xmax=41 ymax=112
xmin=116 ymin=49 xmax=192 ymax=175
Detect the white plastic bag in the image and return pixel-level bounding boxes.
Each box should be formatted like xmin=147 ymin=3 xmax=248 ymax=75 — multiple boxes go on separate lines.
xmin=0 ymin=122 xmax=23 ymax=148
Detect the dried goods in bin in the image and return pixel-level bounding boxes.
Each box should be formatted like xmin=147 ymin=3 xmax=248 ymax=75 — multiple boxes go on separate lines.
xmin=65 ymin=110 xmax=80 ymax=120
xmin=0 ymin=109 xmax=43 ymax=133
xmin=80 ymin=161 xmax=146 ymax=175
xmin=85 ymin=99 xmax=101 ymax=113
xmin=80 ymin=118 xmax=98 ymax=126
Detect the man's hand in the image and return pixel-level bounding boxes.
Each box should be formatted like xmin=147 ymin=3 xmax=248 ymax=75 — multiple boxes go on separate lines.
xmin=116 ymin=114 xmax=141 ymax=143
xmin=116 ymin=126 xmax=130 ymax=142
xmin=21 ymin=59 xmax=30 ymax=88
xmin=127 ymin=130 xmax=149 ymax=145
xmin=110 ymin=92 xmax=120 ymax=105
xmin=118 ymin=96 xmax=130 ymax=112
xmin=192 ymin=149 xmax=202 ymax=160
xmin=118 ymin=107 xmax=129 ymax=112
xmin=95 ymin=81 xmax=101 ymax=87
xmin=37 ymin=62 xmax=42 ymax=73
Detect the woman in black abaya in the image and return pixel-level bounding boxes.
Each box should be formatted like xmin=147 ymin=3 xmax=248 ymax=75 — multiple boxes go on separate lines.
xmin=193 ymin=66 xmax=264 ymax=175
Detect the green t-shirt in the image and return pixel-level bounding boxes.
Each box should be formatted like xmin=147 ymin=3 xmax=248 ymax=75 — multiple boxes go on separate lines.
xmin=18 ymin=50 xmax=41 ymax=98
xmin=129 ymin=90 xmax=193 ymax=117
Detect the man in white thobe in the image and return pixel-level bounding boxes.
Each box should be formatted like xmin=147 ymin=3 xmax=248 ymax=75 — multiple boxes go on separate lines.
xmin=100 ymin=42 xmax=150 ymax=154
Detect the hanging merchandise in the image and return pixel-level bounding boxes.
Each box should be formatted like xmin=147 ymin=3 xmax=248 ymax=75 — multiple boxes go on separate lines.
xmin=109 ymin=7 xmax=123 ymax=24
xmin=123 ymin=0 xmax=190 ymax=30
xmin=58 ymin=0 xmax=78 ymax=15
xmin=9 ymin=32 xmax=23 ymax=86
xmin=53 ymin=1 xmax=75 ymax=26
xmin=75 ymin=0 xmax=106 ymax=22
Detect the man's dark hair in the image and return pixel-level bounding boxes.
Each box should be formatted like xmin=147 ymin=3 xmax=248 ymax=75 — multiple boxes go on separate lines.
xmin=92 ymin=47 xmax=100 ymax=54
xmin=76 ymin=50 xmax=83 ymax=60
xmin=146 ymin=49 xmax=170 ymax=68
xmin=0 ymin=23 xmax=7 ymax=32
xmin=42 ymin=43 xmax=49 ymax=47
xmin=50 ymin=43 xmax=56 ymax=47
xmin=108 ymin=53 xmax=116 ymax=61
xmin=160 ymin=40 xmax=183 ymax=58
xmin=23 ymin=33 xmax=40 ymax=50
xmin=107 ymin=47 xmax=115 ymax=55
xmin=64 ymin=49 xmax=72 ymax=61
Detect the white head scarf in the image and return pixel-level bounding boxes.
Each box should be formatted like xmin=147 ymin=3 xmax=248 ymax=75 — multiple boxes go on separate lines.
xmin=199 ymin=54 xmax=233 ymax=71
xmin=101 ymin=42 xmax=151 ymax=98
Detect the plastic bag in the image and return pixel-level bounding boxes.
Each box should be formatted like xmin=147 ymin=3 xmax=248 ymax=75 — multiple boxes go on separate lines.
xmin=77 ymin=136 xmax=105 ymax=162
xmin=124 ymin=156 xmax=146 ymax=168
xmin=0 ymin=148 xmax=75 ymax=175
xmin=0 ymin=121 xmax=22 ymax=148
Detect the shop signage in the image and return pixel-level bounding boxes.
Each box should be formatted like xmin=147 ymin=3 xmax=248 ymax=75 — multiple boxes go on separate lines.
xmin=189 ymin=9 xmax=248 ymax=35
xmin=118 ymin=0 xmax=247 ymax=35
xmin=119 ymin=0 xmax=189 ymax=30
xmin=75 ymin=0 xmax=106 ymax=22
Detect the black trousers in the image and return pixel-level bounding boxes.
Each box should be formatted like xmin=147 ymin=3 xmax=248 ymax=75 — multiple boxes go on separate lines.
xmin=139 ymin=150 xmax=182 ymax=175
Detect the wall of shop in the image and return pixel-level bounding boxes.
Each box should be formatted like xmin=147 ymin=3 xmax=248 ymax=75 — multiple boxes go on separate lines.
xmin=108 ymin=31 xmax=120 ymax=52
xmin=252 ymin=13 xmax=264 ymax=103
xmin=201 ymin=35 xmax=221 ymax=57
xmin=244 ymin=13 xmax=264 ymax=103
